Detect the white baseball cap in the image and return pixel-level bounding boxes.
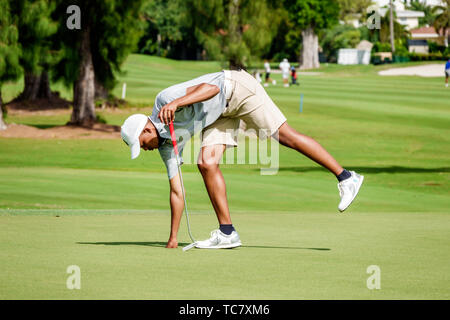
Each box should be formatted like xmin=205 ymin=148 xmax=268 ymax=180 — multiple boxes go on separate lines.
xmin=121 ymin=114 xmax=148 ymax=159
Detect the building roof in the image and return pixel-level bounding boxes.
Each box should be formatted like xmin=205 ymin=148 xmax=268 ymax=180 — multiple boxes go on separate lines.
xmin=397 ymin=10 xmax=425 ymax=18
xmin=410 ymin=26 xmax=449 ymax=39
xmin=379 ymin=8 xmax=425 ymax=18
xmin=411 ymin=26 xmax=438 ymax=35
xmin=356 ymin=40 xmax=373 ymax=51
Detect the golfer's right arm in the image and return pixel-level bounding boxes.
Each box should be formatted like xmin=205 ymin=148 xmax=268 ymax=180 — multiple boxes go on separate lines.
xmin=167 ymin=173 xmax=184 ymax=248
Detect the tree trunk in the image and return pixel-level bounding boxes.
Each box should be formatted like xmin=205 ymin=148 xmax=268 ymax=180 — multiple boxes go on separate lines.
xmin=37 ymin=71 xmax=52 ymax=99
xmin=20 ymin=72 xmax=41 ymax=100
xmin=94 ymin=77 xmax=109 ymax=100
xmin=300 ymin=27 xmax=319 ymax=70
xmin=389 ymin=0 xmax=395 ymax=53
xmin=17 ymin=70 xmax=52 ymax=101
xmin=70 ymin=26 xmax=96 ymax=127
xmin=0 ymin=90 xmax=6 ymax=130
xmin=228 ymin=0 xmax=244 ymax=70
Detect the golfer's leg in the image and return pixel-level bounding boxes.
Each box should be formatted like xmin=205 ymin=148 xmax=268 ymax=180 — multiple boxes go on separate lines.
xmin=197 ymin=144 xmax=232 ymax=225
xmin=276 ymin=122 xmax=343 ymax=176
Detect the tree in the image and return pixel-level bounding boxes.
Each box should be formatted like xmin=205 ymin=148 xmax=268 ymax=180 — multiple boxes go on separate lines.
xmin=265 ymin=7 xmax=302 ymax=62
xmin=185 ymin=0 xmax=282 ymax=69
xmin=138 ymin=0 xmax=185 ymax=57
xmin=337 ymin=0 xmax=373 ymax=24
xmin=389 ymin=0 xmax=395 ymax=53
xmin=52 ymin=0 xmax=145 ymax=126
xmin=321 ymin=24 xmax=361 ymax=62
xmin=433 ymin=0 xmax=450 ymax=47
xmin=10 ymin=0 xmax=57 ymax=101
xmin=287 ymin=0 xmax=340 ymax=69
xmin=377 ymin=8 xmax=409 ymax=45
xmin=0 ymin=0 xmax=22 ymax=130
xmin=405 ymin=0 xmax=437 ymax=27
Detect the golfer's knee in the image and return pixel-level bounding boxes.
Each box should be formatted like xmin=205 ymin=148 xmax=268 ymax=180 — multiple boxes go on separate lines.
xmin=197 ymin=161 xmax=219 ymax=174
xmin=276 ymin=122 xmax=296 ymax=147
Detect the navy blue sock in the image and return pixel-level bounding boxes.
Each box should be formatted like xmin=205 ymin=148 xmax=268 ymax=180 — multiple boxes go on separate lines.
xmin=336 ymin=169 xmax=351 ymax=182
xmin=219 ymin=224 xmax=235 ymax=235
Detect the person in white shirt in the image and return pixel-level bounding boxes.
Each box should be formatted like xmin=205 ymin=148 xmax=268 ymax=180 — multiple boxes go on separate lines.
xmin=263 ymin=60 xmax=276 ymax=87
xmin=279 ymin=58 xmax=291 ymax=87
xmin=253 ymin=69 xmax=262 ymax=83
xmin=120 ymin=70 xmax=364 ymax=249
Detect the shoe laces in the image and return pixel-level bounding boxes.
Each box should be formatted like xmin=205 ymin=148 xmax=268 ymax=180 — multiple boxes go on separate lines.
xmin=338 ymin=180 xmax=351 ymax=197
xmin=209 ymin=229 xmax=221 ymax=240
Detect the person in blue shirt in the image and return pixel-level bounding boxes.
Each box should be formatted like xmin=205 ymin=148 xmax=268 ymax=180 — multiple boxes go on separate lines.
xmin=445 ymin=59 xmax=450 ymax=88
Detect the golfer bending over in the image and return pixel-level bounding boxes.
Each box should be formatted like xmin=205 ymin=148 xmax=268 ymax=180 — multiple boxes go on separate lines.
xmin=121 ymin=69 xmax=364 ymax=249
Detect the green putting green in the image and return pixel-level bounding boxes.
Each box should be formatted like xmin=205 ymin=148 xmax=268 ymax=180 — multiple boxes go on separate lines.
xmin=0 ymin=55 xmax=449 ymax=299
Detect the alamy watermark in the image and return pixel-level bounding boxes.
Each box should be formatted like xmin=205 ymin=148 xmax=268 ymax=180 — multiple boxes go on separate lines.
xmin=366 ymin=5 xmax=381 ymax=30
xmin=66 ymin=265 xmax=81 ymax=289
xmin=66 ymin=5 xmax=81 ymax=30
xmin=172 ymin=120 xmax=280 ymax=175
xmin=366 ymin=265 xmax=381 ymax=290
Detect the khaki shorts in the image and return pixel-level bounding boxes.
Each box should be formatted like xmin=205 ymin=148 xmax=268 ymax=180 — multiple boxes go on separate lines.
xmin=201 ymin=70 xmax=287 ymax=148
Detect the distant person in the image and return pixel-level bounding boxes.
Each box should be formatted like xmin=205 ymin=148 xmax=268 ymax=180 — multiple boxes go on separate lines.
xmin=290 ymin=66 xmax=299 ymax=86
xmin=264 ymin=60 xmax=276 ymax=87
xmin=445 ymin=59 xmax=450 ymax=88
xmin=253 ymin=69 xmax=262 ymax=83
xmin=120 ymin=69 xmax=364 ymax=249
xmin=279 ymin=58 xmax=291 ymax=87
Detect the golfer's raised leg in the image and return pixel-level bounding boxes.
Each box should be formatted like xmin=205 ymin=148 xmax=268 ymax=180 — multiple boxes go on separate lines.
xmin=195 ymin=144 xmax=241 ymax=249
xmin=275 ymin=122 xmax=364 ymax=212
xmin=276 ymin=122 xmax=343 ymax=175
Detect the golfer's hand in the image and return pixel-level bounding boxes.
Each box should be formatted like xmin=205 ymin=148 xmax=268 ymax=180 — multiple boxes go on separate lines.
xmin=166 ymin=238 xmax=178 ymax=249
xmin=158 ymin=102 xmax=178 ymax=125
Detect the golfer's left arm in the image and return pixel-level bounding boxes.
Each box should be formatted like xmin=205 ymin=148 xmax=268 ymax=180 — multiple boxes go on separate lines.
xmin=158 ymin=83 xmax=220 ymax=124
xmin=166 ymin=173 xmax=184 ymax=248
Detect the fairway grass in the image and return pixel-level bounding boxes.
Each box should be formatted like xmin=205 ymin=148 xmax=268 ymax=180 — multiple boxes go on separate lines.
xmin=1 ymin=55 xmax=449 ymax=299
xmin=0 ymin=210 xmax=449 ymax=299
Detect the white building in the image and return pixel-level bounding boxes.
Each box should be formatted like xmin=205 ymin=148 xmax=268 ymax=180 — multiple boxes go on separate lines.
xmin=378 ymin=5 xmax=424 ymax=30
xmin=337 ymin=41 xmax=373 ymax=65
xmin=411 ymin=26 xmax=449 ymax=47
xmin=346 ymin=0 xmax=445 ymax=30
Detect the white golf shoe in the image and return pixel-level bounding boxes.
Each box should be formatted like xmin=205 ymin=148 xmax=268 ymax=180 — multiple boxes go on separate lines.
xmin=337 ymin=171 xmax=364 ymax=212
xmin=195 ymin=229 xmax=242 ymax=249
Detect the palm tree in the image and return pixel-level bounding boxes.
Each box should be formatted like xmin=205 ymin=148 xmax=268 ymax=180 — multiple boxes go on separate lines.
xmin=407 ymin=0 xmax=437 ymax=27
xmin=433 ymin=0 xmax=450 ymax=47
xmin=378 ymin=8 xmax=410 ymax=46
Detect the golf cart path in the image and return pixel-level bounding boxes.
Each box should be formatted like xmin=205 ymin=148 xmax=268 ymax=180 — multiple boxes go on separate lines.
xmin=378 ymin=64 xmax=445 ymax=77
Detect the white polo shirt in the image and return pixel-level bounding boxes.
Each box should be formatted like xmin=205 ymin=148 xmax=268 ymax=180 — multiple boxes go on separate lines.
xmin=149 ymin=71 xmax=228 ymax=179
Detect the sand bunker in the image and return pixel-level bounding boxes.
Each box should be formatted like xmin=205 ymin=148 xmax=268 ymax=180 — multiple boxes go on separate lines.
xmin=0 ymin=123 xmax=121 ymax=139
xmin=378 ymin=64 xmax=446 ymax=77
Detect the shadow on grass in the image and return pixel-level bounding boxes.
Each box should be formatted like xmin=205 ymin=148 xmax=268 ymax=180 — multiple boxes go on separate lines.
xmin=77 ymin=241 xmax=189 ymax=248
xmin=23 ymin=123 xmax=59 ymax=129
xmin=242 ymin=245 xmax=330 ymax=251
xmin=271 ymin=166 xmax=450 ymax=174
xmin=78 ymin=241 xmax=330 ymax=251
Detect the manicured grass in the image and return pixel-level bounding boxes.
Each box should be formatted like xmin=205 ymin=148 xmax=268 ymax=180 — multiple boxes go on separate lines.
xmin=1 ymin=210 xmax=449 ymax=299
xmin=0 ymin=54 xmax=449 ymax=299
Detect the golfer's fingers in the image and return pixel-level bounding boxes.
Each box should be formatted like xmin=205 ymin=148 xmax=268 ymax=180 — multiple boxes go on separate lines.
xmin=167 ymin=109 xmax=173 ymax=124
xmin=161 ymin=108 xmax=168 ymax=125
xmin=164 ymin=109 xmax=169 ymax=125
xmin=159 ymin=107 xmax=174 ymax=125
